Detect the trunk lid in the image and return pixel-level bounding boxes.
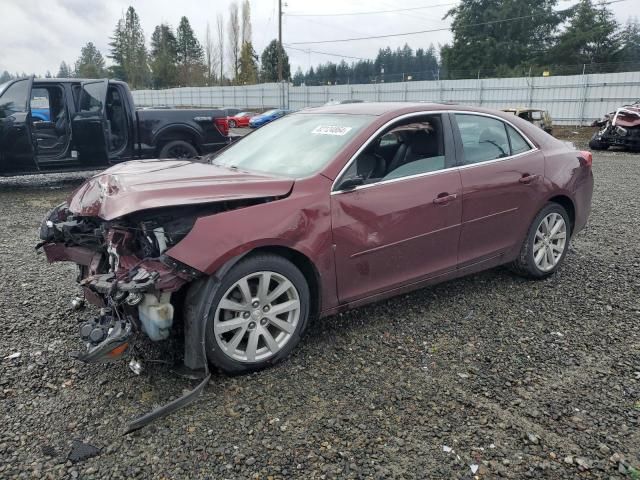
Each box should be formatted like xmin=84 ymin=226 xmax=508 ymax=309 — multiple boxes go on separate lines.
xmin=68 ymin=159 xmax=294 ymax=220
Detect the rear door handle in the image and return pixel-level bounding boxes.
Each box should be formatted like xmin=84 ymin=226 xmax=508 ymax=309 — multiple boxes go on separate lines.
xmin=519 ymin=174 xmax=539 ymax=184
xmin=433 ymin=193 xmax=457 ymax=205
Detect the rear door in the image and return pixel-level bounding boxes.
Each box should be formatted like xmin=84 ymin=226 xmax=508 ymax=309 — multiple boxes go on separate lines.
xmin=452 ymin=113 xmax=545 ymax=267
xmin=0 ymin=77 xmax=37 ymax=174
xmin=71 ymin=79 xmax=110 ymax=165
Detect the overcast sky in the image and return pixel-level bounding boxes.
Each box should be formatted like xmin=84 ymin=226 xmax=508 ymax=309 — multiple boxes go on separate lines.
xmin=0 ymin=0 xmax=635 ymax=77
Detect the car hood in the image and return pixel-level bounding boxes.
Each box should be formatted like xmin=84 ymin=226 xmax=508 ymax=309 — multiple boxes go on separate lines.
xmin=67 ymin=159 xmax=294 ymax=220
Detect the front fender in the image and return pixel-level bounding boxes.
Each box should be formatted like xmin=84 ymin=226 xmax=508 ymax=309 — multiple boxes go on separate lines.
xmin=165 ymin=175 xmax=339 ymax=312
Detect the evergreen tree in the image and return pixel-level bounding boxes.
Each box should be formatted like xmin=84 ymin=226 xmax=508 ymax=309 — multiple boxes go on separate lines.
xmin=238 ymin=42 xmax=258 ymax=84
xmin=109 ymin=6 xmax=150 ymax=88
xmin=440 ymin=0 xmax=563 ymax=78
xmin=0 ymin=71 xmax=13 ymax=83
xmin=551 ymin=0 xmax=620 ymax=66
xmin=150 ymin=24 xmax=178 ymax=88
xmin=617 ymin=18 xmax=640 ymax=63
xmin=292 ymin=67 xmax=304 ymax=86
xmin=176 ymin=16 xmax=206 ymax=86
xmin=74 ymin=42 xmax=107 ymax=78
xmin=57 ymin=61 xmax=72 ymax=78
xmin=260 ymin=39 xmax=290 ymax=82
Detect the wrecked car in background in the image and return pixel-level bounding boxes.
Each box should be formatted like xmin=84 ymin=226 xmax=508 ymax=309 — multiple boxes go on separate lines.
xmin=502 ymin=108 xmax=553 ymax=134
xmin=590 ymin=101 xmax=640 ymax=151
xmin=37 ymin=102 xmax=593 ymax=384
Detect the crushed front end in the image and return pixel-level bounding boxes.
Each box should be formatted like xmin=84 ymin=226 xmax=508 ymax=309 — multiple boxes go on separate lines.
xmin=37 ymin=202 xmax=202 ymax=363
xmin=590 ymin=102 xmax=640 ymax=151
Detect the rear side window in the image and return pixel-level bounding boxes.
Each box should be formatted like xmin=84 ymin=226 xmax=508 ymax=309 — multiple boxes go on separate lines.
xmin=455 ymin=114 xmax=510 ymax=165
xmin=0 ymin=79 xmax=30 ymax=118
xmin=506 ymin=124 xmax=531 ymax=155
xmin=78 ymin=82 xmax=105 ymax=113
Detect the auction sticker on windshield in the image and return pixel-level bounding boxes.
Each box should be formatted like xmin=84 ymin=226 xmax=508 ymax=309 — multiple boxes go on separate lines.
xmin=311 ymin=125 xmax=353 ymax=136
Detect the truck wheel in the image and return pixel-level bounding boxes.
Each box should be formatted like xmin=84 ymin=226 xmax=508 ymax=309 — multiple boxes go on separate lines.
xmin=159 ymin=140 xmax=198 ymax=159
xmin=588 ymin=133 xmax=609 ymax=151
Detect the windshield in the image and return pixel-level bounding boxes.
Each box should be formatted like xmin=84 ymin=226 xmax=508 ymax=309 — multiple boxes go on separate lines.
xmin=261 ymin=109 xmax=279 ymax=116
xmin=212 ymin=113 xmax=374 ymax=178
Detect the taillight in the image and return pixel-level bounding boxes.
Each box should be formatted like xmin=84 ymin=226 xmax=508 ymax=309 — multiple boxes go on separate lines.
xmin=214 ymin=117 xmax=229 ymax=137
xmin=578 ymin=150 xmax=592 ymax=168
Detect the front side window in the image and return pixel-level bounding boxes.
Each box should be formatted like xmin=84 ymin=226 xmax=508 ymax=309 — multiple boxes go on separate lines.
xmin=0 ymin=79 xmax=30 ymax=119
xmin=212 ymin=113 xmax=373 ymax=178
xmin=338 ymin=114 xmax=447 ymax=187
xmin=78 ymin=82 xmax=106 ymax=113
xmin=455 ymin=114 xmax=511 ymax=165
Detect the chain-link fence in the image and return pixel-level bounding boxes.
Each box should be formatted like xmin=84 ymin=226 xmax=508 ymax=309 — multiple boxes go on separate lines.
xmin=132 ymin=70 xmax=640 ymax=125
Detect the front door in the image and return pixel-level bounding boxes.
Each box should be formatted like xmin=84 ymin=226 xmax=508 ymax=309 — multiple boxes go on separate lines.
xmin=71 ymin=80 xmax=110 ymax=166
xmin=452 ymin=113 xmax=546 ymax=267
xmin=331 ymin=113 xmax=462 ymax=303
xmin=0 ymin=77 xmax=37 ymax=174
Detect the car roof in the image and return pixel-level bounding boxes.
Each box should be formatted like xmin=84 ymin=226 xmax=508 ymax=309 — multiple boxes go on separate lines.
xmin=28 ymin=77 xmax=129 ymax=87
xmin=502 ymin=107 xmax=546 ymax=113
xmin=297 ymin=101 xmax=527 ymax=118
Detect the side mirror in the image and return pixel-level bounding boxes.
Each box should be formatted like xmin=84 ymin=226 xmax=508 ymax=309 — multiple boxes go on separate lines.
xmin=338 ymin=175 xmax=365 ymax=191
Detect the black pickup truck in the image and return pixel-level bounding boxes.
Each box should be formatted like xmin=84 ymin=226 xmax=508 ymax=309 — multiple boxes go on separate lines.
xmin=0 ymin=77 xmax=230 ymax=175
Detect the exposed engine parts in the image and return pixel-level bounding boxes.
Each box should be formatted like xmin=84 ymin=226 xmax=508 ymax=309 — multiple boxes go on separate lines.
xmin=36 ymin=202 xmax=203 ymax=365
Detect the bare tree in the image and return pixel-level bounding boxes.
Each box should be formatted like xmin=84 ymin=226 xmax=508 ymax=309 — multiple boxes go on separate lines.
xmin=241 ymin=0 xmax=252 ymax=45
xmin=204 ymin=22 xmax=219 ymax=84
xmin=228 ymin=2 xmax=241 ymax=82
xmin=216 ymin=13 xmax=225 ymax=84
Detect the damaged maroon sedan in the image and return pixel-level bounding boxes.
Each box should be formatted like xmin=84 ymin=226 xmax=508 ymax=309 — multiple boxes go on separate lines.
xmin=39 ymin=102 xmax=594 ymax=377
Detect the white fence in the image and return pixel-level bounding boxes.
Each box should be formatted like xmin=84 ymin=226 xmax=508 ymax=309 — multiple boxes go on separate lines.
xmin=131 ymin=71 xmax=640 ymax=125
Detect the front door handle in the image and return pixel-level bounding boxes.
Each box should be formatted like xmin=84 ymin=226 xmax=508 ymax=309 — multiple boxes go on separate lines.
xmin=433 ymin=193 xmax=457 ymax=205
xmin=519 ymin=174 xmax=539 ymax=184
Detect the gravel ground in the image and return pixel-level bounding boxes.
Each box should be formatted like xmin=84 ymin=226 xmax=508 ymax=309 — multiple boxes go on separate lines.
xmin=1 ymin=149 xmax=639 ymax=479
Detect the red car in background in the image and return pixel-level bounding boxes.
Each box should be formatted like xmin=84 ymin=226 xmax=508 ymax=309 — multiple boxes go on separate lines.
xmin=40 ymin=102 xmax=593 ymax=377
xmin=227 ymin=111 xmax=258 ymax=128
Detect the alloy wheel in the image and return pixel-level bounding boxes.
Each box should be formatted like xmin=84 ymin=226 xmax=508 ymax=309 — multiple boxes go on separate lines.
xmin=533 ymin=212 xmax=567 ymax=272
xmin=213 ymin=271 xmax=301 ymax=363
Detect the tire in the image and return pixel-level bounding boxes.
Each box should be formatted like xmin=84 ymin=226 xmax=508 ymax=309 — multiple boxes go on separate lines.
xmin=589 ymin=133 xmax=609 ymax=151
xmin=228 ymin=120 xmax=237 ymax=128
xmin=158 ymin=140 xmax=198 ymax=159
xmin=509 ymin=203 xmax=571 ymax=279
xmin=204 ymin=254 xmax=310 ymax=374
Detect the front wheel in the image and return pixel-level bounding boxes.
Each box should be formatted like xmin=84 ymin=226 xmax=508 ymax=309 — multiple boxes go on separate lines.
xmin=228 ymin=119 xmax=237 ymax=128
xmin=509 ymin=203 xmax=571 ymax=279
xmin=205 ymin=254 xmax=310 ymax=374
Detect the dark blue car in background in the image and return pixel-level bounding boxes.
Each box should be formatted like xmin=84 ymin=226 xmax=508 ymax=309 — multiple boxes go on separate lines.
xmin=249 ymin=108 xmax=290 ymax=128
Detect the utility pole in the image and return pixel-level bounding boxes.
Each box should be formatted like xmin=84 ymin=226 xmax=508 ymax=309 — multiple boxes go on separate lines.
xmin=278 ymin=0 xmax=285 ymax=108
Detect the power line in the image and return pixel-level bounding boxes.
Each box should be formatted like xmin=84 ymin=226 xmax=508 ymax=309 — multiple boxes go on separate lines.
xmin=288 ymin=0 xmax=632 ymax=45
xmin=286 ymin=2 xmax=457 ymax=17
xmin=284 ymin=44 xmax=367 ymax=61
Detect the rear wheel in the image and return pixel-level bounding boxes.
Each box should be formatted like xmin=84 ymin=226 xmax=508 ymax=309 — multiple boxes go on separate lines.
xmin=228 ymin=119 xmax=237 ymax=128
xmin=159 ymin=140 xmax=198 ymax=159
xmin=204 ymin=254 xmax=310 ymax=374
xmin=509 ymin=203 xmax=571 ymax=279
